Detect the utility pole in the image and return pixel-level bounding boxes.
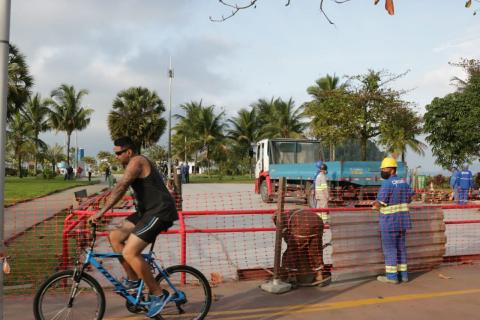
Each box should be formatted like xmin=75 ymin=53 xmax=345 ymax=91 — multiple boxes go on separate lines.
xmin=0 ymin=1 xmax=11 ymax=317
xmin=167 ymin=57 xmax=173 ymax=179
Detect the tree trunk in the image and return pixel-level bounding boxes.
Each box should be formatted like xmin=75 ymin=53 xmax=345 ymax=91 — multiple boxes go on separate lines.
xmin=360 ymin=137 xmax=367 ymax=161
xmin=249 ymin=155 xmax=253 ymax=178
xmin=34 ymin=138 xmax=38 ymax=176
xmin=332 ymin=144 xmax=336 ymax=161
xmin=66 ymin=133 xmax=71 ymax=166
xmin=401 ymin=152 xmax=405 ymax=163
xmin=194 ymin=152 xmax=198 ymax=175
xmin=18 ymin=155 xmax=22 ymax=178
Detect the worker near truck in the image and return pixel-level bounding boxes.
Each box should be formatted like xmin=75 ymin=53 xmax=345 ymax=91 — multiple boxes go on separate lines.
xmin=457 ymin=164 xmax=473 ymax=205
xmin=450 ymin=166 xmax=460 ymax=202
xmin=373 ymin=157 xmax=413 ymax=284
xmin=314 ymin=161 xmax=329 ymax=222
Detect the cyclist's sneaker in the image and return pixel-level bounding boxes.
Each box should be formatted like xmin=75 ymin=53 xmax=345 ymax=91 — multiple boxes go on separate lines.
xmin=122 ymin=279 xmax=141 ymax=290
xmin=147 ymin=290 xmax=171 ymax=318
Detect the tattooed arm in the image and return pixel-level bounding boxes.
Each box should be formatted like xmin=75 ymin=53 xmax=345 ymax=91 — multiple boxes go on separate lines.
xmin=88 ymin=157 xmax=143 ymax=224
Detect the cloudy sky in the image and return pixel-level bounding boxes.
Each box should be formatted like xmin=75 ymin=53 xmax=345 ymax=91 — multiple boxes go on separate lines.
xmin=9 ymin=1 xmax=480 ymax=174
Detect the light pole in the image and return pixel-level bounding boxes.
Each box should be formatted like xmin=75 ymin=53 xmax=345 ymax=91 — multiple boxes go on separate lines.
xmin=167 ymin=57 xmax=174 ymax=179
xmin=0 ymin=1 xmax=11 ymax=316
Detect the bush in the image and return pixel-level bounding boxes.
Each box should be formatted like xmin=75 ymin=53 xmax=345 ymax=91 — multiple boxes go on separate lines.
xmin=427 ymin=174 xmax=448 ymax=188
xmin=42 ymin=168 xmax=57 ymax=179
xmin=5 ymin=167 xmax=17 ymax=176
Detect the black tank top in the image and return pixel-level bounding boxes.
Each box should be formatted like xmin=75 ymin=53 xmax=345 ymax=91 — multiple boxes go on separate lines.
xmin=130 ymin=156 xmax=178 ymax=221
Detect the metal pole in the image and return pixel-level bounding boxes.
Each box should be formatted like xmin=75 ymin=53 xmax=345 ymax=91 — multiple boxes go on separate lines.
xmin=0 ymin=1 xmax=11 ymax=317
xmin=167 ymin=57 xmax=173 ymax=179
xmin=273 ymin=177 xmax=286 ymax=279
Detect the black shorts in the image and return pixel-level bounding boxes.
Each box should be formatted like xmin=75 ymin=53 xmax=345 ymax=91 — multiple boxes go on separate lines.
xmin=126 ymin=212 xmax=173 ymax=243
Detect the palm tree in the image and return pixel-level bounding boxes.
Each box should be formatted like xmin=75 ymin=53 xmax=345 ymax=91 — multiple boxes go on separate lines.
xmin=108 ymin=87 xmax=166 ymax=153
xmin=144 ymin=144 xmax=167 ymax=163
xmin=305 ymin=74 xmax=347 ymax=160
xmin=7 ymin=112 xmax=43 ymax=177
xmin=23 ymin=93 xmax=51 ymax=172
xmin=7 ymin=45 xmax=34 ymax=120
xmin=255 ymin=97 xmax=305 ymax=139
xmin=43 ymin=143 xmax=66 ymax=173
xmin=379 ymin=106 xmax=426 ymax=162
xmin=48 ymin=84 xmax=93 ymax=166
xmin=173 ymin=101 xmax=225 ymax=174
xmin=227 ymin=108 xmax=259 ymax=176
xmin=306 ymin=74 xmax=345 ymax=102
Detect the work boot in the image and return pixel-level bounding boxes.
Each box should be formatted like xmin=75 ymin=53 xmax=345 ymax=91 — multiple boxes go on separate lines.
xmin=399 ymin=271 xmax=409 ymax=283
xmin=377 ymin=275 xmax=399 ymax=284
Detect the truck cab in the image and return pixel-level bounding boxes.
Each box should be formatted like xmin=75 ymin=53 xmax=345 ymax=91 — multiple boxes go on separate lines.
xmin=254 ymin=138 xmax=323 ymax=202
xmin=254 ymin=138 xmax=407 ymax=206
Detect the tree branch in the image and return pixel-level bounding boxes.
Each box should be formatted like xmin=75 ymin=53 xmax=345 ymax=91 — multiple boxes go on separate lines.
xmin=210 ymin=0 xmax=259 ymax=22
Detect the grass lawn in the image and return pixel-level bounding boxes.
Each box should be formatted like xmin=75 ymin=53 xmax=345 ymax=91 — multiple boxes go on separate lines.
xmin=4 ymin=176 xmax=99 ymax=205
xmin=4 ymin=210 xmax=79 ymax=294
xmin=189 ymin=174 xmax=254 ymax=183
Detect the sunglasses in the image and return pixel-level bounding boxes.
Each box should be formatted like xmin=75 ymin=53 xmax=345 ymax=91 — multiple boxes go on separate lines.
xmin=115 ymin=149 xmax=129 ymax=156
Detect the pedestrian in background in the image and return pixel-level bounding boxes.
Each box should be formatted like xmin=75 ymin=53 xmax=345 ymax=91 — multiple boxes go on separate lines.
xmin=180 ymin=162 xmax=187 ymax=184
xmin=105 ymin=166 xmax=111 ymax=182
xmin=449 ymin=166 xmax=460 ymax=202
xmin=185 ymin=162 xmax=190 ymax=183
xmin=314 ymin=161 xmax=329 ymax=222
xmin=457 ymin=164 xmax=473 ymax=205
xmin=373 ymin=157 xmax=414 ymax=284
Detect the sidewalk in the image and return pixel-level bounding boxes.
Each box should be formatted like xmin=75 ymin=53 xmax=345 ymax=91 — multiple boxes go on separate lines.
xmin=4 ymin=178 xmax=108 ymax=242
xmin=104 ymin=264 xmax=480 ymax=320
xmin=6 ymin=264 xmax=480 ymax=320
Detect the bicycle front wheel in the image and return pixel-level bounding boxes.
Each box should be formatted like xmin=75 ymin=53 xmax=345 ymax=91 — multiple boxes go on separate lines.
xmin=156 ymin=265 xmax=212 ymax=320
xmin=33 ymin=270 xmax=105 ymax=320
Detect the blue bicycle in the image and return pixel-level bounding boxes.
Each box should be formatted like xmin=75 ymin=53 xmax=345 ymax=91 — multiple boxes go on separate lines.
xmin=33 ymin=224 xmax=212 ymax=320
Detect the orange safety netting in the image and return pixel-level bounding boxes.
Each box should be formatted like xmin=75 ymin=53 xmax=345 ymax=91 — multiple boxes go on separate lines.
xmin=4 ymin=187 xmax=480 ymax=297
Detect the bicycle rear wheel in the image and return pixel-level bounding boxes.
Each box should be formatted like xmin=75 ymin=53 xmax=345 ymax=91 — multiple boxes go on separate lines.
xmin=33 ymin=270 xmax=105 ymax=320
xmin=156 ymin=265 xmax=211 ymax=320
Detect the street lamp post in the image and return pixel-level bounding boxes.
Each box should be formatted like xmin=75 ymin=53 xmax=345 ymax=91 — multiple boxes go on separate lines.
xmin=0 ymin=1 xmax=11 ymax=317
xmin=167 ymin=57 xmax=174 ymax=179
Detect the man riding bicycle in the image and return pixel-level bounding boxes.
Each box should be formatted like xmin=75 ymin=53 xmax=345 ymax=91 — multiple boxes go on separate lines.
xmin=88 ymin=136 xmax=178 ymax=318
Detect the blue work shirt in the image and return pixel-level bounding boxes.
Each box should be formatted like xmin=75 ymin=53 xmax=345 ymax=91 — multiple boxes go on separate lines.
xmin=376 ymin=175 xmax=413 ymax=232
xmin=450 ymin=170 xmax=460 ymax=189
xmin=458 ymin=170 xmax=473 ymax=189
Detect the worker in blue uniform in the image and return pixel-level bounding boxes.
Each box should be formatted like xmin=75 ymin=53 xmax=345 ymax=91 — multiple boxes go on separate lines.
xmin=449 ymin=166 xmax=460 ymax=202
xmin=373 ymin=157 xmax=414 ymax=284
xmin=457 ymin=164 xmax=473 ymax=205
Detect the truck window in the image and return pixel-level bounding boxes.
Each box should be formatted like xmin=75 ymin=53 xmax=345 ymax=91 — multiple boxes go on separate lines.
xmin=272 ymin=142 xmax=295 ymax=164
xmin=296 ymin=142 xmax=321 ymax=163
xmin=270 ymin=141 xmax=321 ymax=164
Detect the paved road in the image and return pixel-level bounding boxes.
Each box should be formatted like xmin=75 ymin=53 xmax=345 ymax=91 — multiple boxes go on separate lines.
xmin=4 ymin=178 xmax=108 ymax=242
xmin=8 ymin=264 xmax=480 ymax=320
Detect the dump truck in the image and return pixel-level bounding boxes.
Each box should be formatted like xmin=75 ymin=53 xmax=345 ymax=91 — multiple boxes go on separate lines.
xmin=254 ymin=138 xmax=407 ymax=207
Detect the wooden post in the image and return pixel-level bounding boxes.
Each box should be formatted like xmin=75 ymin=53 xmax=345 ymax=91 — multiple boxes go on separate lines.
xmin=273 ymin=177 xmax=286 ymax=279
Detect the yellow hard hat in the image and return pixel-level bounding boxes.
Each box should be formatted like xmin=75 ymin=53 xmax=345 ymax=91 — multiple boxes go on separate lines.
xmin=381 ymin=157 xmax=397 ymax=169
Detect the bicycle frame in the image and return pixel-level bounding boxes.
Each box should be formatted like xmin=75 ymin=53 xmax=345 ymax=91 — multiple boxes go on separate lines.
xmin=74 ymin=224 xmax=183 ymax=308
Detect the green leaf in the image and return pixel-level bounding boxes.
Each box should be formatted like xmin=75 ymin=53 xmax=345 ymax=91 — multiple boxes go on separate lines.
xmin=465 ymin=0 xmax=472 ymax=8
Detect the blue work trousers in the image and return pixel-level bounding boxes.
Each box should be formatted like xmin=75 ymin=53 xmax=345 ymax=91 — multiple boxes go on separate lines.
xmin=381 ymin=230 xmax=407 ymax=280
xmin=457 ymin=188 xmax=469 ymax=205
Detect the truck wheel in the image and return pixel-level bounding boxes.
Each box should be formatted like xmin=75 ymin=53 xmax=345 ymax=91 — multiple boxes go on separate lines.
xmin=305 ymin=182 xmax=316 ymax=208
xmin=307 ymin=191 xmax=316 ymax=208
xmin=260 ymin=180 xmax=272 ymax=203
